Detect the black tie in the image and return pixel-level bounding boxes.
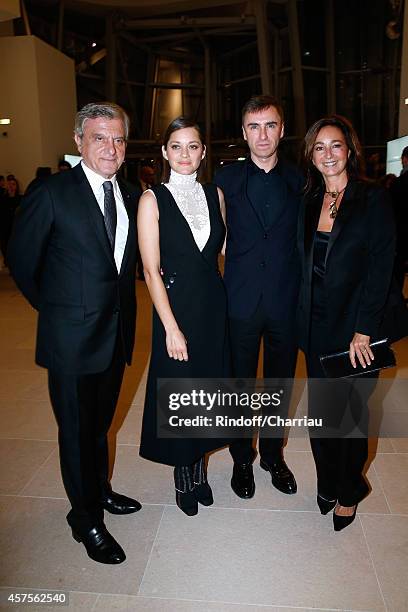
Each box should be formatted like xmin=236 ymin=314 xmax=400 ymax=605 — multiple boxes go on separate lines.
xmin=102 ymin=180 xmax=117 ymax=250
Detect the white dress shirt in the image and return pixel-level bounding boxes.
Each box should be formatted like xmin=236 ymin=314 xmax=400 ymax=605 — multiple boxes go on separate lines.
xmin=81 ymin=161 xmax=129 ymax=272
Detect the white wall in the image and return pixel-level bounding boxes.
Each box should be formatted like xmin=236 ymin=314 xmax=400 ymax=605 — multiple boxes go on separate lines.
xmin=0 ymin=36 xmax=77 ymax=191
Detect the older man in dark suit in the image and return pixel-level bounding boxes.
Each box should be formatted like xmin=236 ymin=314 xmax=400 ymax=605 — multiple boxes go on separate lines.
xmin=8 ymin=102 xmax=141 ymax=564
xmin=215 ymin=95 xmax=303 ymax=500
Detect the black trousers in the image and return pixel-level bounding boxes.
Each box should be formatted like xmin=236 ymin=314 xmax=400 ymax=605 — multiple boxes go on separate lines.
xmin=228 ymin=298 xmax=298 ymax=464
xmin=48 ymin=334 xmax=126 ymax=532
xmin=306 ymin=329 xmax=376 ymax=507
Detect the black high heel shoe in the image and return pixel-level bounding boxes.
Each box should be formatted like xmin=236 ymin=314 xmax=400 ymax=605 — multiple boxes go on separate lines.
xmin=317 ymin=494 xmax=337 ymax=515
xmin=194 ymin=482 xmax=214 ymax=506
xmin=333 ymin=505 xmax=357 ymax=531
xmin=175 ymin=489 xmax=198 ymax=516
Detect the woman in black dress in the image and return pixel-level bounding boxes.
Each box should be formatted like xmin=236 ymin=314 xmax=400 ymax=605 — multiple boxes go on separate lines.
xmin=298 ymin=115 xmax=395 ymax=531
xmin=138 ymin=117 xmax=229 ymax=515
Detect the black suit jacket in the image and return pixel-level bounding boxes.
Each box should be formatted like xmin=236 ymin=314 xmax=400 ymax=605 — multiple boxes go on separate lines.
xmin=8 ymin=164 xmax=138 ymax=374
xmin=297 ymin=180 xmax=396 ymax=354
xmin=215 ymin=158 xmax=303 ymax=320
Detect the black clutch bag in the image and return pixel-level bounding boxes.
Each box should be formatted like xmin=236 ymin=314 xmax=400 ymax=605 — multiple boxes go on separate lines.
xmin=319 ymin=338 xmax=396 ymax=379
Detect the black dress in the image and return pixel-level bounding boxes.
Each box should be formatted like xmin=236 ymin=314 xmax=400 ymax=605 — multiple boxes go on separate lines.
xmin=139 ymin=183 xmax=229 ymax=466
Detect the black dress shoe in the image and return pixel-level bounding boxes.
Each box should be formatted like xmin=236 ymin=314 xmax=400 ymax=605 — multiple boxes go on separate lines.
xmin=231 ymin=463 xmax=255 ymax=499
xmin=194 ymin=482 xmax=214 ymax=506
xmin=317 ymin=494 xmax=337 ymax=515
xmin=175 ymin=490 xmax=198 ymax=516
xmin=260 ymin=457 xmax=297 ymax=495
xmin=101 ymin=491 xmax=142 ymax=515
xmin=333 ymin=505 xmax=357 ymax=531
xmin=71 ymin=525 xmax=126 ymax=564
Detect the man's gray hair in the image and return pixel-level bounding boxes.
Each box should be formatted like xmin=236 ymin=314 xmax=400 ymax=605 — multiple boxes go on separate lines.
xmin=74 ymin=102 xmax=130 ymax=139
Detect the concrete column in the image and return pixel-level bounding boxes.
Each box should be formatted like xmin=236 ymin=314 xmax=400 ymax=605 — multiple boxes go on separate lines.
xmin=57 ymin=0 xmax=64 ymax=51
xmin=204 ymin=44 xmax=213 ymax=179
xmin=253 ymin=0 xmax=273 ymax=94
xmin=325 ymin=0 xmax=336 ymax=114
xmin=105 ymin=14 xmax=117 ymax=102
xmin=286 ymin=0 xmax=306 ymax=137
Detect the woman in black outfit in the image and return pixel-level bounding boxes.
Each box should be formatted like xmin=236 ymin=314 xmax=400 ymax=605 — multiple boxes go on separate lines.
xmin=138 ymin=117 xmax=229 ymax=516
xmin=298 ymin=115 xmax=395 ymax=531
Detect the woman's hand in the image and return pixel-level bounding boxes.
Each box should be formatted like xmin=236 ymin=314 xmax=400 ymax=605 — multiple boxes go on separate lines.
xmin=166 ymin=327 xmax=188 ymax=361
xmin=349 ymin=333 xmax=374 ymax=369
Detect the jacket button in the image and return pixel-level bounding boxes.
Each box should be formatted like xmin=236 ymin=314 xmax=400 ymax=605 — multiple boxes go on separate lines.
xmin=113 ymin=308 xmax=119 ymax=314
xmin=263 ymin=233 xmax=268 ymax=239
xmin=260 ymin=261 xmax=266 ymax=268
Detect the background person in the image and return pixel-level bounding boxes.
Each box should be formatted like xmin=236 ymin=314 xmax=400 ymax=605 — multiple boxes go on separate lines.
xmin=8 ymin=102 xmax=141 ymax=564
xmin=138 ymin=116 xmax=229 ymax=516
xmin=58 ymin=159 xmax=72 ymax=172
xmin=298 ymin=115 xmax=395 ymax=531
xmin=0 ymin=176 xmax=21 ymax=267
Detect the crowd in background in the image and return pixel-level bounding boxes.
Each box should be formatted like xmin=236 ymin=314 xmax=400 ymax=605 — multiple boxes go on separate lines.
xmin=1 ymin=145 xmax=407 ymax=279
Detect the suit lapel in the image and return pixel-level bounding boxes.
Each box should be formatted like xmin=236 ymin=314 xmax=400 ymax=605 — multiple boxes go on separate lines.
xmin=304 ymin=189 xmax=322 ymax=283
xmin=117 ymin=178 xmax=134 ymax=276
xmin=73 ymin=164 xmax=116 ymax=270
xmin=325 ymin=181 xmax=357 ymax=266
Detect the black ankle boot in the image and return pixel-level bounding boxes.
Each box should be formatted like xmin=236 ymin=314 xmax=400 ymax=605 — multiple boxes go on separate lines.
xmin=175 ymin=490 xmax=198 ymax=516
xmin=174 ymin=465 xmax=198 ymax=516
xmin=192 ymin=456 xmax=214 ymax=506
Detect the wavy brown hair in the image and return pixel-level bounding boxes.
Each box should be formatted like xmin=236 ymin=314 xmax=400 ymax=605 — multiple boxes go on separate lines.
xmin=302 ymin=115 xmax=365 ymax=195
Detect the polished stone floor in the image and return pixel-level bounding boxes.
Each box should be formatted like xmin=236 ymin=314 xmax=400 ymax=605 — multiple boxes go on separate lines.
xmin=1 ymin=270 xmax=407 ymax=612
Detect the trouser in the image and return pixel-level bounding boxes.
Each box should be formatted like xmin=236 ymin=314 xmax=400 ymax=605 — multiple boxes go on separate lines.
xmin=228 ymin=298 xmax=298 ymax=464
xmin=48 ymin=336 xmax=126 ymax=532
xmin=306 ymin=327 xmax=376 ymax=506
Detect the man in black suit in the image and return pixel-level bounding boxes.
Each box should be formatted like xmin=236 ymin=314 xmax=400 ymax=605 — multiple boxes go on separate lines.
xmin=8 ymin=102 xmax=141 ymax=564
xmin=215 ymin=95 xmax=303 ymax=499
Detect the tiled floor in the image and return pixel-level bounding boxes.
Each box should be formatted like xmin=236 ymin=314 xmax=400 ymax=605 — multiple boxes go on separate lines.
xmin=1 ymin=270 xmax=407 ymax=612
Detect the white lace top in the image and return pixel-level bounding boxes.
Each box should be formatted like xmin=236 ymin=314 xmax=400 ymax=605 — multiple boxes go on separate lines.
xmin=164 ymin=169 xmax=210 ymax=251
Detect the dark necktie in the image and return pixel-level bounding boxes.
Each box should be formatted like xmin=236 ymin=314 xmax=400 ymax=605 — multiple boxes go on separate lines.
xmin=102 ymin=180 xmax=117 ymax=250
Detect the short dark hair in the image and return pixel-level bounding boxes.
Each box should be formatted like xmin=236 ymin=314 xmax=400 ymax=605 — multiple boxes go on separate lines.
xmin=161 ymin=116 xmax=205 ymax=182
xmin=241 ymin=95 xmax=284 ymax=123
xmin=58 ymin=159 xmax=72 ymax=169
xmin=35 ymin=167 xmax=52 ymax=179
xmin=402 ymin=146 xmax=408 ymax=158
xmin=302 ymin=114 xmax=365 ymax=195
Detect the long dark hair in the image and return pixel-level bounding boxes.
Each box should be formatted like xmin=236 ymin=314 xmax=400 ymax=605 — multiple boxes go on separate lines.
xmin=302 ymin=115 xmax=365 ymax=195
xmin=161 ymin=116 xmax=205 ymax=182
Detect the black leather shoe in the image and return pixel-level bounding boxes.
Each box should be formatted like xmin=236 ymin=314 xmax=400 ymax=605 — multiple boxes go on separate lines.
xmin=101 ymin=491 xmax=142 ymax=515
xmin=194 ymin=482 xmax=214 ymax=506
xmin=175 ymin=490 xmax=198 ymax=516
xmin=260 ymin=457 xmax=297 ymax=494
xmin=71 ymin=525 xmax=126 ymax=564
xmin=231 ymin=463 xmax=255 ymax=499
xmin=333 ymin=505 xmax=357 ymax=531
xmin=317 ymin=494 xmax=337 ymax=515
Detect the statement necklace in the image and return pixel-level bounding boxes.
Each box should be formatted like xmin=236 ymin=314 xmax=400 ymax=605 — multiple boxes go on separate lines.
xmin=325 ymin=185 xmax=347 ymax=219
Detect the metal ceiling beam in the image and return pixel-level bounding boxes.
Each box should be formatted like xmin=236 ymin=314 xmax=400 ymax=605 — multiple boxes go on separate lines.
xmin=123 ymin=17 xmax=256 ymax=29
